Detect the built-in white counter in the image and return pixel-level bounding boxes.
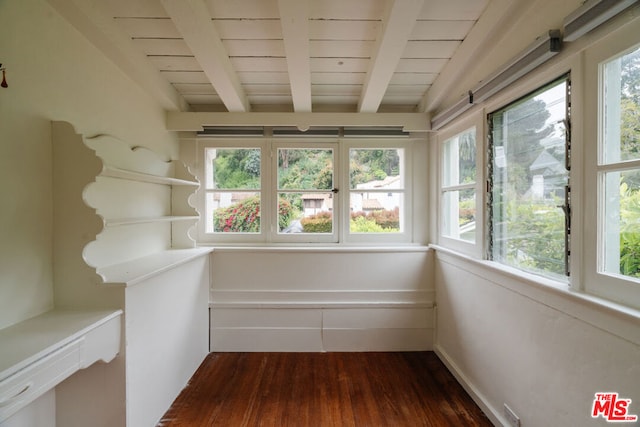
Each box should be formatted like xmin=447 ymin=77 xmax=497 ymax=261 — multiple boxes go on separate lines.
xmin=0 ymin=309 xmax=122 ymax=422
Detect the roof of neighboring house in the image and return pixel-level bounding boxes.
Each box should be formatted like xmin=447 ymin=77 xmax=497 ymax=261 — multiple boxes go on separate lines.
xmin=362 ymin=199 xmax=383 ymax=210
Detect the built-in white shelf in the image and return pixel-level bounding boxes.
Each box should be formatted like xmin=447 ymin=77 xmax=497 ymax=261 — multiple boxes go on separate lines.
xmin=102 ymin=166 xmax=199 ymax=187
xmin=104 ymin=216 xmax=199 ymax=228
xmin=97 ymin=247 xmax=213 ymax=287
xmin=0 ymin=309 xmax=122 ymax=422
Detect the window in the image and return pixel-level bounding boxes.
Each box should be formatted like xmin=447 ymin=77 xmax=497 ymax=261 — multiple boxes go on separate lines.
xmin=198 ymin=138 xmax=412 ymax=244
xmin=599 ymin=46 xmax=640 ymax=281
xmin=204 ymin=146 xmax=262 ymax=235
xmin=348 ymin=147 xmax=406 ymax=235
xmin=441 ymin=127 xmax=477 ymax=243
xmin=488 ymin=76 xmax=570 ymax=281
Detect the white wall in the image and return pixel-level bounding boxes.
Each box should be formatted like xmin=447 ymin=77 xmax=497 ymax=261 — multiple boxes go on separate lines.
xmin=210 ymin=248 xmax=435 ymax=351
xmin=0 ymin=0 xmax=178 ymax=330
xmin=0 ymin=1 xmax=182 ymax=425
xmin=434 ymin=251 xmax=640 ymax=426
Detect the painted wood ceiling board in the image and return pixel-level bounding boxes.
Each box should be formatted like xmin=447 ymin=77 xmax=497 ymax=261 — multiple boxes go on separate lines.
xmin=311 ymin=58 xmax=370 ymax=73
xmin=402 ymin=40 xmax=461 ymax=59
xmin=310 ymin=0 xmax=386 ymax=20
xmin=161 ymin=71 xmax=210 ymax=84
xmin=173 ymin=83 xmax=218 ymax=94
xmin=107 ymin=0 xmax=169 ymax=18
xmin=396 ymin=58 xmax=449 ymax=73
xmin=312 ymin=95 xmax=360 ymax=105
xmin=132 ymin=38 xmax=192 ymax=56
xmin=243 ymin=84 xmax=291 ymax=95
xmin=114 ymin=18 xmax=181 ymax=39
xmin=231 ymin=57 xmax=288 ymax=72
xmin=223 ymin=39 xmax=286 ymax=57
xmin=312 ymin=84 xmax=362 ymax=96
xmin=310 ymin=40 xmax=374 ymax=58
xmin=382 ymin=94 xmax=425 ymax=104
xmin=147 ymin=55 xmax=202 ymax=71
xmin=182 ymin=94 xmax=223 ymax=104
xmin=206 ymin=0 xmax=280 ymax=19
xmin=311 ymin=72 xmax=366 ymax=85
xmin=410 ymin=20 xmax=476 ymax=40
xmin=248 ymin=95 xmax=294 ymax=104
xmin=309 ymin=20 xmax=380 ymax=41
xmin=418 ymin=0 xmax=489 ymax=21
xmin=238 ymin=71 xmax=291 ymax=85
xmin=214 ymin=19 xmax=283 ymax=39
xmin=385 ymin=84 xmax=430 ymax=95
xmin=389 ymin=72 xmax=437 ymax=85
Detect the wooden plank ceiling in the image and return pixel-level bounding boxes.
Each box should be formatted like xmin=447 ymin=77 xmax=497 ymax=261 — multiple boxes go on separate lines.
xmin=104 ymin=0 xmax=488 ymax=113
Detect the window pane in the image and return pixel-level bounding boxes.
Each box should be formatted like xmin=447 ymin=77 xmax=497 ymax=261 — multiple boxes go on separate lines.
xmin=442 ymin=189 xmax=476 ymax=242
xmin=350 ymin=148 xmax=403 ymax=189
xmin=278 ymin=192 xmax=333 ymax=234
xmin=206 ymin=148 xmax=260 ymax=190
xmin=603 ymin=170 xmax=640 ymax=279
xmin=490 ymin=78 xmax=569 ymax=279
xmin=277 ymin=148 xmax=333 ymax=190
xmin=603 ymin=46 xmax=640 ymax=164
xmin=442 ymin=129 xmax=476 ymax=187
xmin=207 ymin=192 xmax=260 ymax=233
xmin=350 ymin=193 xmax=402 ymax=233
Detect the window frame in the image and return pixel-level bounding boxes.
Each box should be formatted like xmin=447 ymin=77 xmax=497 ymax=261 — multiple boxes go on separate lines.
xmin=270 ymin=139 xmax=339 ymax=244
xmin=341 ymin=139 xmax=413 ymax=245
xmin=584 ymin=33 xmax=640 ymax=309
xmin=486 ymin=74 xmax=572 ymax=282
xmin=437 ymin=114 xmax=484 ymax=257
xmin=196 ymin=136 xmax=414 ymax=246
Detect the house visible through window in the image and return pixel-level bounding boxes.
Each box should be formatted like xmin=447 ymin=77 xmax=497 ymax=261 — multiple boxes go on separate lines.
xmin=488 ymin=76 xmax=571 ymax=280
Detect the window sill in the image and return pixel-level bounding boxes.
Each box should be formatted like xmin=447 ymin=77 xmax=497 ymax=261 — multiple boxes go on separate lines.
xmin=430 ymin=244 xmax=640 ymax=346
xmin=200 ymin=244 xmax=431 ymax=254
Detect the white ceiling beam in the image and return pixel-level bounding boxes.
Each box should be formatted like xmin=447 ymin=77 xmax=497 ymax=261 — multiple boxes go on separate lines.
xmin=45 ymin=0 xmax=187 ymax=112
xmin=161 ymin=0 xmax=250 ymax=112
xmin=278 ymin=0 xmax=312 ymax=112
xmin=358 ymin=0 xmax=425 ymax=113
xmin=166 ymin=112 xmax=431 ymax=133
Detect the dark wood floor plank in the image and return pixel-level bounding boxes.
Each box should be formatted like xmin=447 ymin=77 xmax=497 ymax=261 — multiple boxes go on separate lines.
xmin=157 ymin=352 xmax=492 ymax=427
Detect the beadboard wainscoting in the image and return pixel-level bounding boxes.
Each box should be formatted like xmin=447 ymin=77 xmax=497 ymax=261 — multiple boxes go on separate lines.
xmin=209 ymin=247 xmax=435 ymax=352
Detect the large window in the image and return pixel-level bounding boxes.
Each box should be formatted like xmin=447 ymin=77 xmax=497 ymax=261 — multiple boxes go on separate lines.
xmin=199 ymin=138 xmax=412 ymax=244
xmin=600 ymin=46 xmax=640 ymax=281
xmin=488 ymin=76 xmax=570 ymax=280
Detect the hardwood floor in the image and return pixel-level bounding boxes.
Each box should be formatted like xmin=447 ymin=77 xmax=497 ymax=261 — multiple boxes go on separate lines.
xmin=157 ymin=352 xmax=492 ymax=427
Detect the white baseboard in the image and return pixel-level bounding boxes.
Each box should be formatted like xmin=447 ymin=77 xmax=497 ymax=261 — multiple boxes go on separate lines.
xmin=434 ymin=344 xmax=507 ymax=427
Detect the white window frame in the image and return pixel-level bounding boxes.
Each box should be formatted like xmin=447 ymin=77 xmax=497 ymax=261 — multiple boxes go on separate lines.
xmin=584 ymin=28 xmax=640 ymax=310
xmin=197 ymin=139 xmax=269 ymax=245
xmin=437 ymin=114 xmax=484 ymax=258
xmin=486 ymin=74 xmax=572 ymax=282
xmin=196 ymin=136 xmax=414 ymax=245
xmin=271 ymin=139 xmax=339 ymax=244
xmin=341 ymin=139 xmax=413 ymax=245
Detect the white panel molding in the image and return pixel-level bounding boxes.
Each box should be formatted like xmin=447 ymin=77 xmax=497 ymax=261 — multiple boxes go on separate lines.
xmin=161 ymin=0 xmax=250 ymax=112
xmin=278 ymin=0 xmax=312 ymax=112
xmin=358 ymin=0 xmax=425 ymax=113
